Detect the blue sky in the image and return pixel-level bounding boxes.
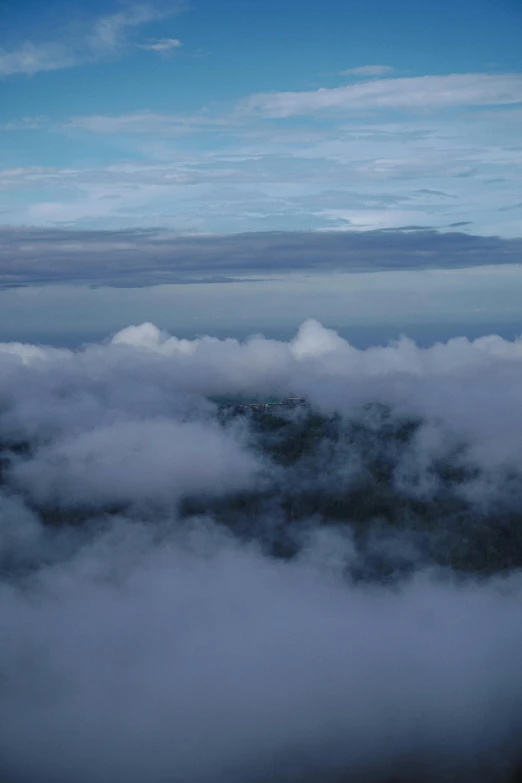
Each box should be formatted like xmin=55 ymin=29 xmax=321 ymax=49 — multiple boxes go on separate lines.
xmin=0 ymin=0 xmax=521 ymax=341
xmin=1 ymin=0 xmax=522 ymax=234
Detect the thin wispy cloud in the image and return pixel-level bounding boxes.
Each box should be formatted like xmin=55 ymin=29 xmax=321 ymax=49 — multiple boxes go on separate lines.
xmin=0 ymin=2 xmax=185 ymax=77
xmin=0 ymin=116 xmax=47 ymax=131
xmin=139 ymin=38 xmax=182 ymax=53
xmin=341 ymin=65 xmax=394 ymax=77
xmin=243 ymin=73 xmax=522 ymax=117
xmin=64 ymin=111 xmax=222 ymax=134
xmin=0 ymin=41 xmax=76 ymax=78
xmin=1 ymin=84 xmax=520 ymax=236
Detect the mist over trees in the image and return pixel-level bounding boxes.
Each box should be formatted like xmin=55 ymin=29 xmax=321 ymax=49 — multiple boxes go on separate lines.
xmin=2 ymin=320 xmax=522 ymax=783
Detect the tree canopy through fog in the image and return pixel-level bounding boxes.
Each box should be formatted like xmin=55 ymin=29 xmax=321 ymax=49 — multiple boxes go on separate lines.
xmin=2 ymin=320 xmax=522 ymax=782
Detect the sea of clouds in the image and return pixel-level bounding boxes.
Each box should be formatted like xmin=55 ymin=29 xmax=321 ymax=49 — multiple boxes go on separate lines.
xmin=2 ymin=319 xmax=522 ymax=783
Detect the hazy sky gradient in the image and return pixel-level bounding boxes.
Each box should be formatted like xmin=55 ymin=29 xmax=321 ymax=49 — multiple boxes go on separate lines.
xmin=2 ymin=264 xmax=522 ymax=347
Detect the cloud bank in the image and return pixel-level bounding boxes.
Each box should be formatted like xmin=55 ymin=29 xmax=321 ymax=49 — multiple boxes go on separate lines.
xmin=2 ymin=320 xmax=522 ymax=781
xmin=1 ymin=226 xmax=521 ymax=288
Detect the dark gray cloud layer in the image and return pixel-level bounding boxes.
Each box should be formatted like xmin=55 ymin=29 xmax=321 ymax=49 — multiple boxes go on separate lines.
xmin=1 ymin=226 xmax=521 ymax=288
